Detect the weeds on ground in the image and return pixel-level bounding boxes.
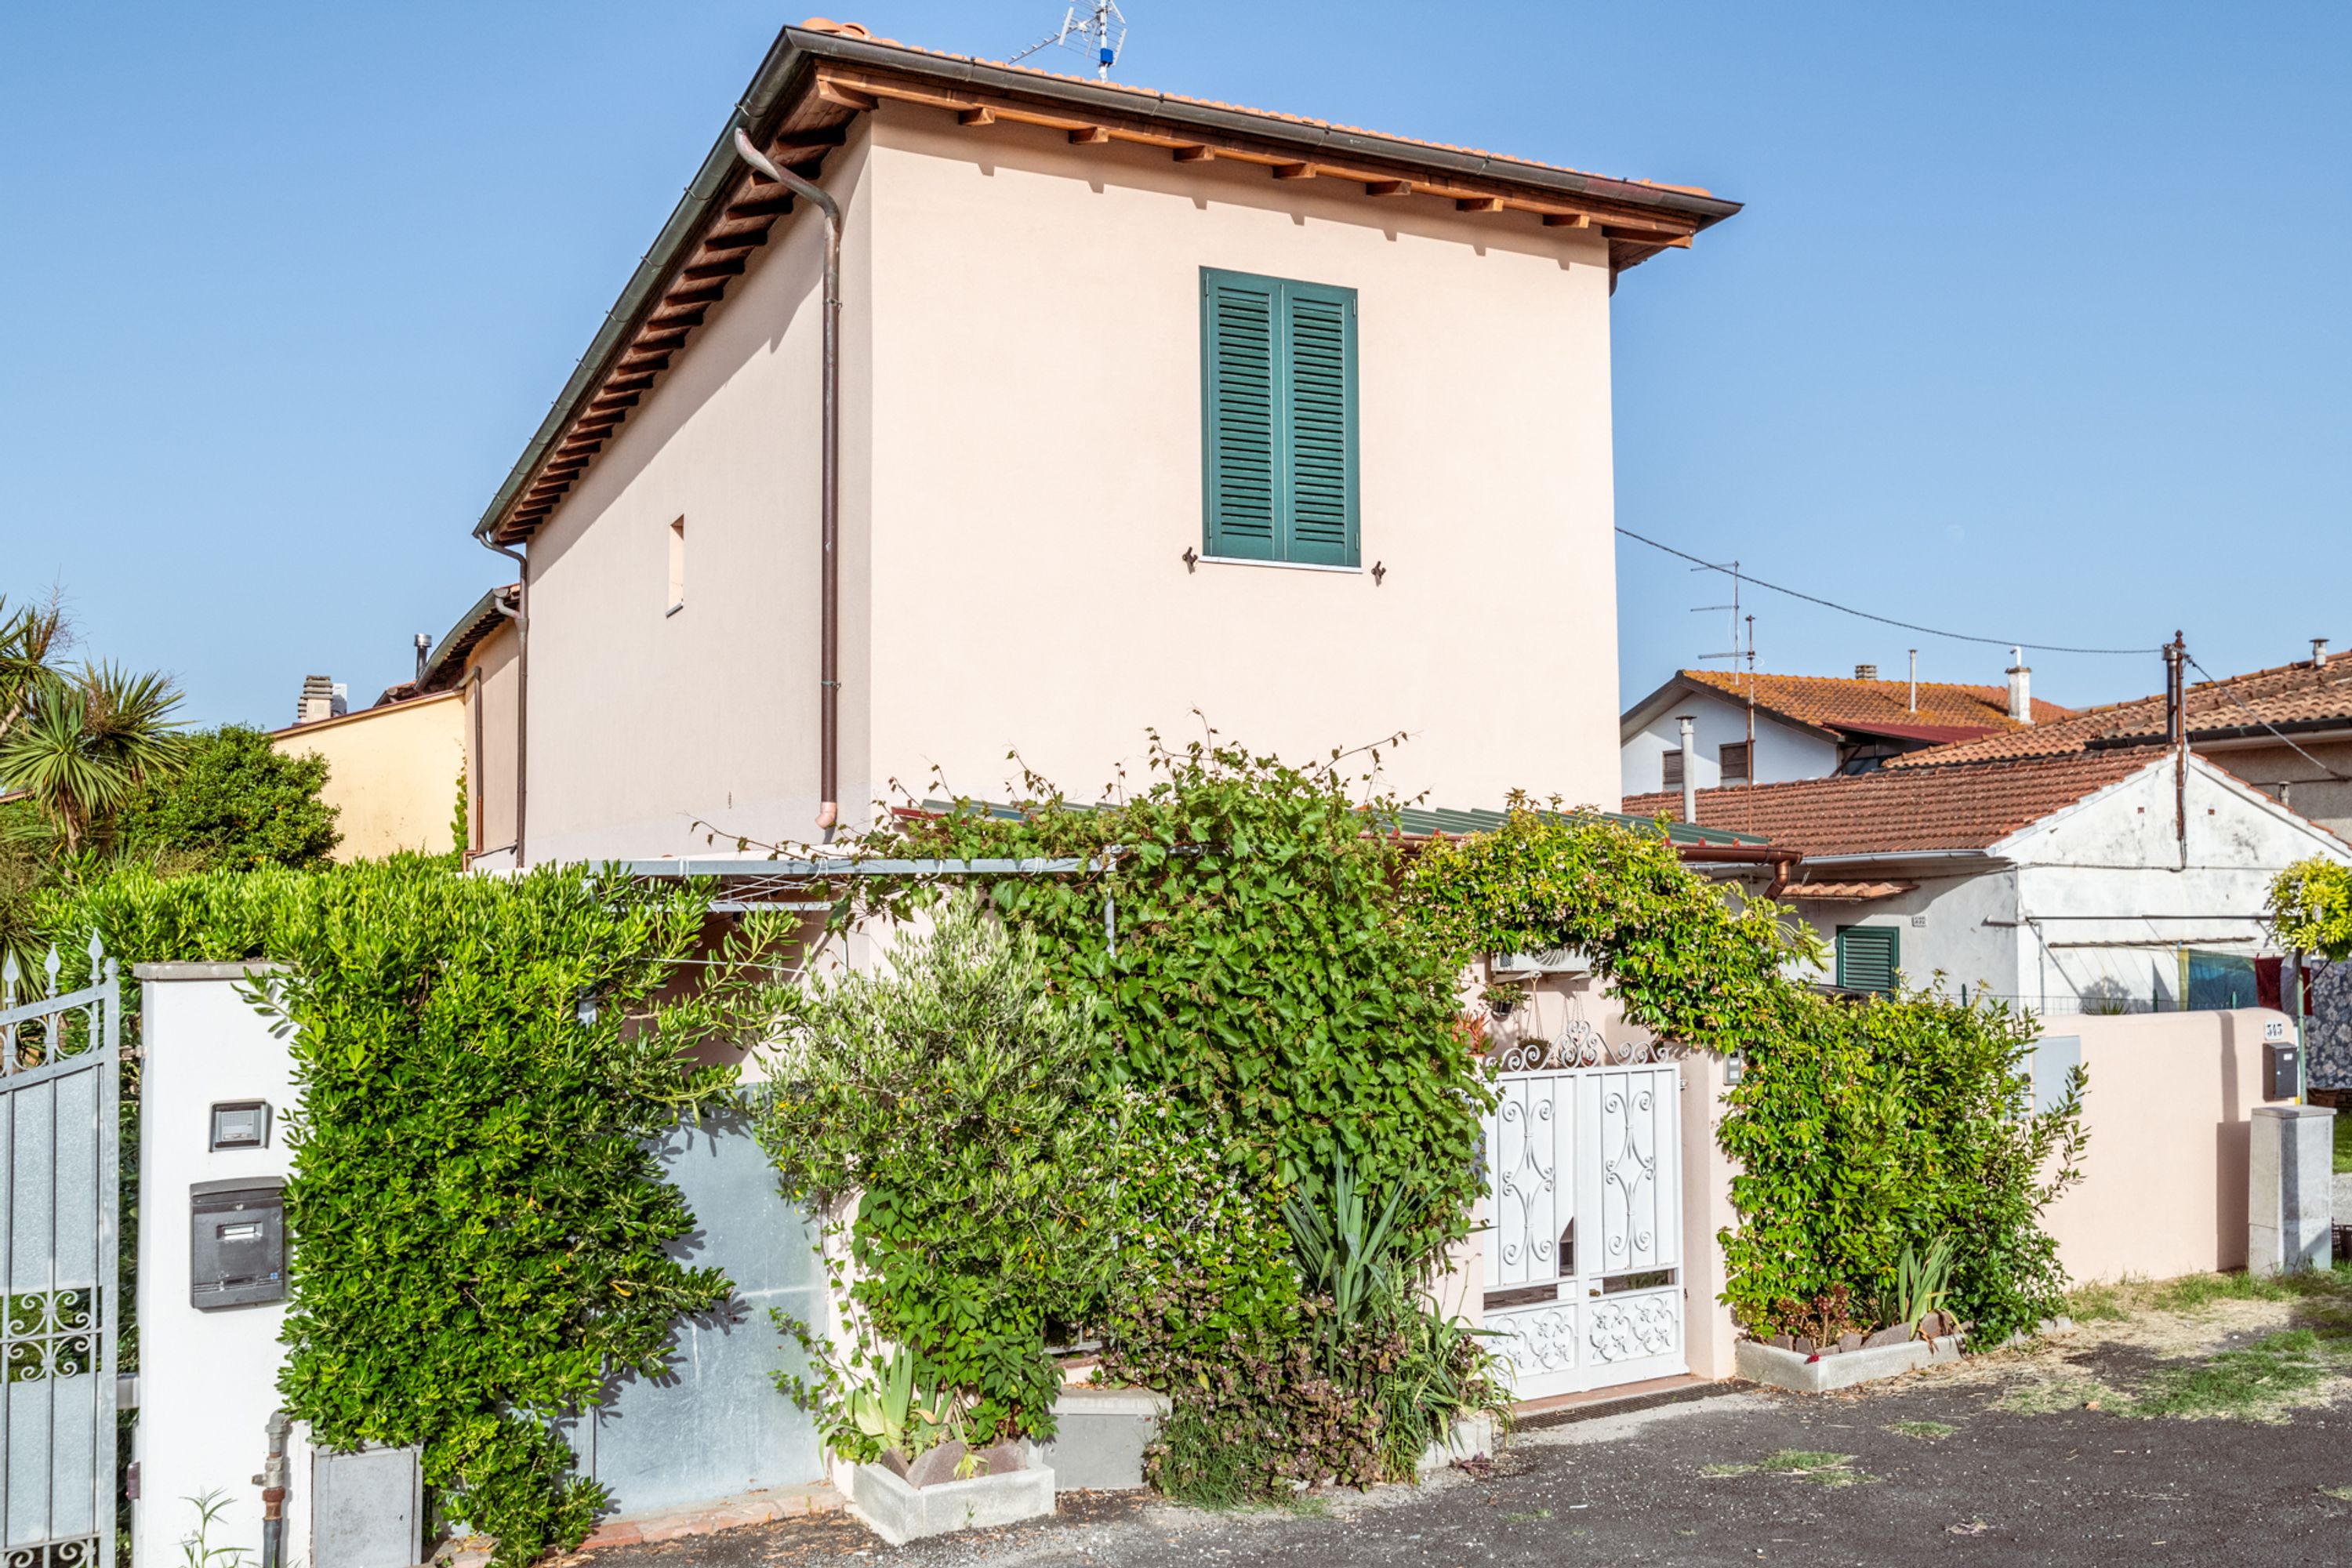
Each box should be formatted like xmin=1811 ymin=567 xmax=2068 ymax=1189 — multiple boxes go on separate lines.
xmin=1993 ymin=1374 xmax=2120 ymax=1415
xmin=2128 ymin=1330 xmax=2337 ymax=1420
xmin=2336 ymin=1110 xmax=2352 ymax=1176
xmin=1704 ymin=1450 xmax=1875 ymax=1487
xmin=2320 ymin=1486 xmax=2352 ymax=1503
xmin=1886 ymin=1420 xmax=1958 ymax=1440
xmin=1501 ymin=1509 xmax=1552 ymax=1523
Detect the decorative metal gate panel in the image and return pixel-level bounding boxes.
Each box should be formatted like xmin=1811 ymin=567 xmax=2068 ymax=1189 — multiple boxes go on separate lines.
xmin=1482 ymin=1030 xmax=1682 ymax=1402
xmin=0 ymin=940 xmax=118 ymax=1568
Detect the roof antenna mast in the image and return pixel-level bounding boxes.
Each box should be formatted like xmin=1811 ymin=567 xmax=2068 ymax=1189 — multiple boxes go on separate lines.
xmin=1010 ymin=2 xmax=1128 ymax=80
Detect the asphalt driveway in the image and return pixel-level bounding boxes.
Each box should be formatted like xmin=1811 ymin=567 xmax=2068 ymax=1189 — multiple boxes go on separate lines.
xmin=566 ymin=1273 xmax=2352 ymax=1568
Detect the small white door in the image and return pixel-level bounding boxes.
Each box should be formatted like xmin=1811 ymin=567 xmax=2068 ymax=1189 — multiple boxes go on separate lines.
xmin=1481 ymin=1056 xmax=1685 ymax=1401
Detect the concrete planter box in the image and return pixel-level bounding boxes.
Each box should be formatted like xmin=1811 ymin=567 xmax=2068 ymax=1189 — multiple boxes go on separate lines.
xmin=1036 ymin=1386 xmax=1168 ymax=1491
xmin=850 ymin=1453 xmax=1055 ymax=1546
xmin=1734 ymin=1333 xmax=1964 ymax=1394
xmin=1415 ymin=1413 xmax=1500 ymax=1475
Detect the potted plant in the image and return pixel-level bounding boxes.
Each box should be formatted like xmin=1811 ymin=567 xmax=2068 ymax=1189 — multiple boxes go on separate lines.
xmin=1480 ymin=983 xmax=1526 ymax=1020
xmin=787 ymin=1332 xmax=1056 ymax=1546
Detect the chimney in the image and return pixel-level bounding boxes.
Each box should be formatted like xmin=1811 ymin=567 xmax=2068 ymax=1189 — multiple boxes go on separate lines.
xmin=1907 ymin=649 xmax=1918 ymax=713
xmin=414 ymin=632 xmax=431 ymax=684
xmin=1854 ymin=663 xmax=1878 ymax=681
xmin=296 ymin=674 xmax=336 ymax=726
xmin=1676 ymin=715 xmax=1697 ymax=824
xmin=2315 ymin=638 xmax=2331 ymax=670
xmin=2005 ymin=647 xmax=2032 ymax=725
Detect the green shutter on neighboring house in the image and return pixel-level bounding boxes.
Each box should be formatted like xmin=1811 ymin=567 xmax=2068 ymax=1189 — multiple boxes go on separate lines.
xmin=1835 ymin=925 xmax=1900 ymax=994
xmin=1201 ymin=269 xmax=1359 ymax=565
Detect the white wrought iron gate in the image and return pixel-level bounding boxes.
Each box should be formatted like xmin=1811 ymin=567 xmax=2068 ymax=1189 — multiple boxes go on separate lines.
xmin=1482 ymin=1032 xmax=1683 ymax=1401
xmin=0 ymin=939 xmax=118 ymax=1568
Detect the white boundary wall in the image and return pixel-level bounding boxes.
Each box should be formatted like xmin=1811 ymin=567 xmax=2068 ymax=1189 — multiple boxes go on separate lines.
xmin=130 ymin=964 xmax=307 ymax=1568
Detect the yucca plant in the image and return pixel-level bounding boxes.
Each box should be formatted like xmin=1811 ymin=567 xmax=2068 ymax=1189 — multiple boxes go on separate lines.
xmin=1893 ymin=1235 xmax=1958 ymax=1339
xmin=847 ymin=1345 xmax=956 ymax=1465
xmin=1283 ymin=1149 xmax=1420 ymax=1363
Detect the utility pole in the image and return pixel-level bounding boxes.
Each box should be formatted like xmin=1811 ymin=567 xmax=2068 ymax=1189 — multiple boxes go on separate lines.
xmin=2166 ymin=630 xmax=2188 ymax=869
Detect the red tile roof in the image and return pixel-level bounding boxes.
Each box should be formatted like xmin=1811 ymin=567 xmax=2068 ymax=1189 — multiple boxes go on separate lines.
xmin=1886 ymin=650 xmax=2352 ymax=768
xmin=1622 ymin=748 xmax=2165 ymax=858
xmin=1670 ymin=669 xmax=2072 ymax=741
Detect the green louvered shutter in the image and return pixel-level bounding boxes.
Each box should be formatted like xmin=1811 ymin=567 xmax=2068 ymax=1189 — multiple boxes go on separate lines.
xmin=1279 ymin=281 xmax=1358 ymax=565
xmin=1835 ymin=925 xmax=1900 ymax=994
xmin=1202 ymin=272 xmax=1279 ymax=560
xmin=1202 ymin=269 xmax=1359 ymax=566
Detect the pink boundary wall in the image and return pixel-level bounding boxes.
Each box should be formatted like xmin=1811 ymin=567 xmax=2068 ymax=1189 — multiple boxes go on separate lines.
xmin=2042 ymin=1007 xmax=2287 ymax=1283
xmin=1441 ymin=1004 xmax=2300 ymax=1400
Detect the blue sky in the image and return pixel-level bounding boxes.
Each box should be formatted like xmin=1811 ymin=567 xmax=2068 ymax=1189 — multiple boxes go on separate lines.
xmin=3 ymin=2 xmax=2346 ymax=728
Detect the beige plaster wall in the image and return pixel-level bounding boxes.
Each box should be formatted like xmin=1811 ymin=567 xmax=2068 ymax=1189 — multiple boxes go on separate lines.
xmin=464 ymin=622 xmax=521 ymax=858
xmin=271 ymin=691 xmax=463 ymax=862
xmin=516 ymin=131 xmax=878 ymax=864
xmin=2043 ymin=1007 xmax=2286 ymax=1283
xmin=861 ymin=103 xmax=1623 ymax=818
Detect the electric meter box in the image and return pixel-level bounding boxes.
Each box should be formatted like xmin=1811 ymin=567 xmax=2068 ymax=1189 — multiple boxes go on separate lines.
xmin=190 ymin=1176 xmax=286 ymax=1310
xmin=2265 ymin=1040 xmax=2302 ymax=1102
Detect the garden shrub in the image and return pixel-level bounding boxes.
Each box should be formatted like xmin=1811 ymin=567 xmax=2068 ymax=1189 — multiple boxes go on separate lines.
xmin=1716 ymin=985 xmax=2088 ymax=1346
xmin=49 ymin=860 xmax=786 ymax=1566
xmin=2272 ymin=858 xmax=2352 ymax=959
xmin=757 ymin=896 xmax=1116 ymax=1446
xmin=851 ymin=735 xmax=1488 ymax=1239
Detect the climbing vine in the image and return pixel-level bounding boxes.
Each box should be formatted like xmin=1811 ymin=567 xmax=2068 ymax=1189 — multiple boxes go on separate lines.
xmin=51 ymin=860 xmax=789 ymax=1566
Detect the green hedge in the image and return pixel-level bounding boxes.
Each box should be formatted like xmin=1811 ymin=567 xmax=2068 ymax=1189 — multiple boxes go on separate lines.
xmin=50 ymin=860 xmax=784 ymax=1566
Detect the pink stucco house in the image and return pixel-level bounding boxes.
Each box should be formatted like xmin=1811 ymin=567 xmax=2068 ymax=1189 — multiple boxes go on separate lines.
xmin=464 ymin=18 xmax=1740 ymax=865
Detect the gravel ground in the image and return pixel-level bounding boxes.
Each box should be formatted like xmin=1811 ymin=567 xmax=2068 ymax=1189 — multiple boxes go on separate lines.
xmin=568 ymin=1287 xmax=2352 ymax=1568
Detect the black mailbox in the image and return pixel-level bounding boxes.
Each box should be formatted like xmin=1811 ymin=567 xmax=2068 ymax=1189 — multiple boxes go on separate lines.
xmin=2264 ymin=1040 xmax=2301 ymax=1102
xmin=191 ymin=1177 xmax=286 ymax=1309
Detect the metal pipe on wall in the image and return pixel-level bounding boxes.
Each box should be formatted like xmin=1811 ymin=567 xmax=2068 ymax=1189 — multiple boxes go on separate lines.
xmin=481 ymin=543 xmax=528 ymax=864
xmin=731 ymin=128 xmax=844 ymax=837
xmin=1677 ymin=715 xmax=1697 ymax=824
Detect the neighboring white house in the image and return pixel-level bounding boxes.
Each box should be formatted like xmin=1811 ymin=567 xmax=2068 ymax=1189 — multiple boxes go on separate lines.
xmin=1620 ymin=665 xmax=2072 ymax=799
xmin=466 ymin=19 xmax=1739 ymax=866
xmin=1627 ymin=746 xmax=2352 ymax=1015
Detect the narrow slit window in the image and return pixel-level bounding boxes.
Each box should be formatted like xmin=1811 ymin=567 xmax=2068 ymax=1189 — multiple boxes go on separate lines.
xmin=1661 ymin=750 xmax=1685 ymax=789
xmin=666 ymin=517 xmax=687 ymax=614
xmin=1719 ymin=741 xmax=1751 ymax=783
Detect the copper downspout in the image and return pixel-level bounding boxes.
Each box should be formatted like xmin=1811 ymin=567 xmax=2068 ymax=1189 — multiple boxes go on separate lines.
xmin=732 ymin=128 xmax=844 ymax=837
xmin=481 ymin=546 xmax=527 ymax=864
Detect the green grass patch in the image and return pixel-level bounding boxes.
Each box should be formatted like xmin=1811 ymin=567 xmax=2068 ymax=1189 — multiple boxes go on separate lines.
xmin=2321 ymin=1486 xmax=2352 ymax=1503
xmin=1993 ymin=1375 xmax=2118 ymax=1415
xmin=2129 ymin=1330 xmax=2336 ymax=1420
xmin=2066 ymin=1279 xmax=2136 ymax=1323
xmin=1707 ymin=1450 xmax=1872 ymax=1487
xmin=2151 ymin=1272 xmax=2301 ymax=1312
xmin=1886 ymin=1420 xmax=1958 ymax=1441
xmin=2336 ymin=1109 xmax=2352 ymax=1174
xmin=1502 ymin=1510 xmax=1552 ymax=1523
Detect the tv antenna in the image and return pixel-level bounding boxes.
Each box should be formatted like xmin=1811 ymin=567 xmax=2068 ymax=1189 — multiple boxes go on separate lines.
xmin=1010 ymin=2 xmax=1128 ymax=81
xmin=1689 ymin=559 xmax=1758 ymax=776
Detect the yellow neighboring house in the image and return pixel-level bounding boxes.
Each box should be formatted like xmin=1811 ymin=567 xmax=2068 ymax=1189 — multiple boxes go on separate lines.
xmin=270 ymin=585 xmax=519 ymax=862
xmin=271 ymin=689 xmax=463 ymax=862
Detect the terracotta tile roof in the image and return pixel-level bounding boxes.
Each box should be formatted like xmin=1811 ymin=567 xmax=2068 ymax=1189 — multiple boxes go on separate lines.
xmin=1885 ymin=650 xmax=2352 ymax=768
xmin=1672 ymin=670 xmax=2072 ymax=740
xmin=1621 ymin=748 xmax=2164 ymax=858
xmin=1781 ymin=881 xmax=1918 ymax=900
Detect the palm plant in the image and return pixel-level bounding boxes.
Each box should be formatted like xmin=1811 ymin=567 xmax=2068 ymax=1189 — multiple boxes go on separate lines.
xmin=0 ymin=595 xmax=66 ymax=737
xmin=0 ymin=663 xmax=189 ymax=854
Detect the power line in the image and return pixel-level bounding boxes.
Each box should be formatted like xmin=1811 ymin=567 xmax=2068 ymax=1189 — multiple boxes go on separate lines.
xmin=2183 ymin=653 xmax=2352 ymax=783
xmin=1615 ymin=528 xmax=2162 ymax=657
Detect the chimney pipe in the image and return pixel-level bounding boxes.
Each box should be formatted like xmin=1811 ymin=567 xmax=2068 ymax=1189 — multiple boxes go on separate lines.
xmin=1907 ymin=648 xmax=1918 ymax=713
xmin=1676 ymin=715 xmax=1697 ymax=825
xmin=2315 ymin=638 xmax=2332 ymax=670
xmin=2005 ymin=647 xmax=2033 ymax=725
xmin=413 ymin=633 xmax=430 ymax=684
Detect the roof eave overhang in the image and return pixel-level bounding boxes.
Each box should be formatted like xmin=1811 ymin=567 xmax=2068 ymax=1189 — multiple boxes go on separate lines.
xmin=477 ymin=25 xmax=1740 ymax=549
